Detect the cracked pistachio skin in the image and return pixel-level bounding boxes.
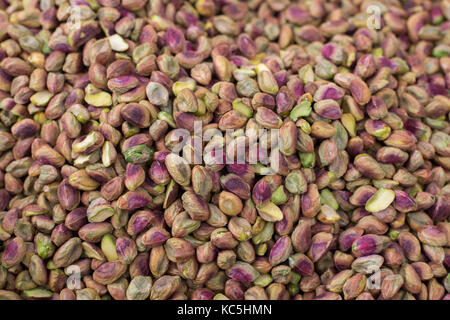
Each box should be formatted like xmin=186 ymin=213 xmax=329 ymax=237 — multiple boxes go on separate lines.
xmin=0 ymin=0 xmax=449 ymax=302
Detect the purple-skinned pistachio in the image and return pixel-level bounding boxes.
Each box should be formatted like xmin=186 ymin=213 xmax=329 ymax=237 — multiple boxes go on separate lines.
xmin=425 ymin=95 xmax=450 ymax=118
xmin=181 ymin=190 xmax=210 ymax=221
xmin=87 ymin=198 xmax=115 ymax=223
xmin=141 ymin=227 xmax=170 ymax=248
xmin=117 ymin=189 xmax=152 ymax=211
xmin=164 ymin=27 xmax=185 ymax=54
xmin=334 ymin=251 xmax=355 ymax=271
xmin=189 ymin=166 xmax=212 ymax=199
xmin=164 ymin=238 xmax=195 ymax=263
xmin=301 ymin=184 xmax=321 ymax=217
xmin=430 ymin=132 xmax=450 ymax=157
xmin=11 ymin=119 xmax=40 ymax=139
xmin=57 ymin=179 xmax=80 ymax=211
xmin=50 ymin=225 xmax=72 ymax=248
xmin=213 ymin=55 xmax=232 ymax=82
xmin=93 ymin=260 xmax=127 ymax=285
xmin=339 ymin=227 xmax=364 ymax=252
xmin=120 ymin=103 xmax=151 ymax=129
xmin=269 ymin=236 xmax=292 ymax=266
xmin=401 ymin=263 xmax=422 ymax=295
xmin=33 ymin=144 xmax=65 ymax=167
xmin=321 ymin=42 xmax=344 ymax=65
xmin=52 ymin=237 xmax=83 ymax=268
xmin=349 ymin=78 xmax=371 ymax=105
xmin=164 ymin=154 xmax=191 ymax=187
xmin=115 ymin=237 xmax=137 ymax=264
xmin=68 ymin=169 xmax=100 ymax=191
xmin=0 ymin=132 xmax=15 ymax=153
xmin=400 ymin=92 xmax=426 ymax=118
xmin=176 ymin=50 xmax=206 ymax=69
xmin=219 ymin=173 xmax=250 ymax=200
xmin=252 ymin=179 xmax=272 ymax=206
xmin=196 ymin=242 xmax=217 ymax=264
xmin=147 ymin=245 xmax=168 ymax=279
xmin=354 ymin=154 xmax=385 ymax=180
xmin=394 ymin=190 xmax=417 ymax=213
xmin=417 ymin=226 xmax=448 ymax=247
xmin=126 ymin=210 xmax=155 ymax=236
xmin=415 ymin=192 xmax=436 ymax=211
xmin=150 ymin=275 xmax=181 ymax=300
xmin=326 ymin=269 xmax=354 ymax=293
xmin=191 ymin=288 xmax=214 ymax=300
xmin=308 ymin=232 xmax=333 ymax=262
xmin=1 ymin=209 xmax=17 ymax=234
xmin=279 ymin=120 xmax=298 ymax=156
xmin=376 ymin=147 xmax=409 ymax=164
xmin=428 ymin=194 xmax=450 ymax=221
xmin=65 ymin=207 xmax=87 ymax=231
xmin=226 ymin=262 xmax=260 ymax=283
xmin=371 ymin=206 xmax=397 ymax=223
xmin=422 ymin=244 xmax=445 ymax=264
xmin=349 ymin=185 xmax=377 ymax=206
xmin=289 ymin=253 xmax=314 ymax=277
xmin=365 ymin=119 xmax=392 ymax=141
xmin=313 ymin=84 xmax=345 ymax=102
xmin=211 ymin=227 xmax=239 ymax=249
xmin=291 ymin=219 xmax=312 ymax=253
xmin=276 ymin=86 xmax=295 ymax=116
xmin=149 ymin=160 xmax=170 ymax=186
xmin=224 ymin=279 xmax=244 ymax=300
xmin=318 ymin=140 xmax=338 ymax=167
xmin=254 ymin=107 xmax=282 ymax=129
xmin=78 ymin=222 xmax=113 ymax=243
xmin=226 ymin=163 xmax=255 ymax=184
xmin=237 ymin=34 xmax=257 ymax=59
xmin=1 ymin=237 xmax=26 ymax=268
xmin=274 ymin=196 xmax=297 ymax=234
xmin=101 ymin=176 xmax=124 ymax=201
xmin=252 ymin=92 xmax=276 ymax=110
xmin=355 ymin=54 xmax=376 ymax=79
xmin=88 ymin=63 xmax=107 ymax=89
xmin=383 ymin=243 xmax=405 ymax=268
xmin=403 ymin=119 xmax=430 ymax=141
xmin=352 ymin=235 xmax=391 ymax=257
xmin=356 ymin=215 xmax=389 ymax=235
xmin=228 ymin=217 xmax=252 ymax=242
xmin=129 ymin=252 xmax=150 ymax=279
xmin=313 ymin=99 xmax=342 ymax=119
xmin=68 ymin=21 xmax=101 ymax=48
xmin=124 ymin=164 xmax=145 ymax=191
xmin=384 ymin=130 xmax=418 ymax=151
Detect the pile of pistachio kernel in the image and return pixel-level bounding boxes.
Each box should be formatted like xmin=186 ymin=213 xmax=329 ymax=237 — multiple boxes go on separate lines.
xmin=0 ymin=0 xmax=449 ymax=300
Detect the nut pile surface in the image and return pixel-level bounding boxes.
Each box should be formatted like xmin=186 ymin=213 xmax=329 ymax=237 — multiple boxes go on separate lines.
xmin=0 ymin=0 xmax=449 ymax=300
